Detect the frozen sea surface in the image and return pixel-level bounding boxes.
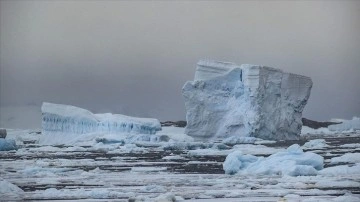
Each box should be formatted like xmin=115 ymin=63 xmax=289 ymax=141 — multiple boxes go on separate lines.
xmin=0 ymin=128 xmax=359 ymax=201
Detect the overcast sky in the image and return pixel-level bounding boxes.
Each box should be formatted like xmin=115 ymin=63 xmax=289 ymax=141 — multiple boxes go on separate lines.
xmin=1 ymin=1 xmax=360 ymax=129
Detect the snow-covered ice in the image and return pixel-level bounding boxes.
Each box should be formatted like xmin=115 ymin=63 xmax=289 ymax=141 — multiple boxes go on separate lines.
xmin=0 ymin=180 xmax=24 ymax=199
xmin=302 ymin=139 xmax=329 ymax=149
xmin=155 ymin=126 xmax=194 ymax=142
xmin=301 ymin=126 xmax=335 ymax=135
xmin=41 ymin=102 xmax=161 ymax=135
xmin=223 ymin=144 xmax=323 ymax=176
xmin=222 ymin=136 xmax=257 ymax=145
xmin=183 ymin=60 xmax=312 ymax=141
xmin=319 ymin=163 xmax=360 ymax=176
xmin=330 ymin=153 xmax=360 ymax=164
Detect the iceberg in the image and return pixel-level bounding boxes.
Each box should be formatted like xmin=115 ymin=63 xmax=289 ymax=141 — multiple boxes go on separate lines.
xmin=41 ymin=102 xmax=161 ymax=135
xmin=328 ymin=117 xmax=360 ymax=131
xmin=0 ymin=129 xmax=7 ymax=138
xmin=182 ymin=60 xmax=312 ymax=140
xmin=0 ymin=139 xmax=17 ymax=151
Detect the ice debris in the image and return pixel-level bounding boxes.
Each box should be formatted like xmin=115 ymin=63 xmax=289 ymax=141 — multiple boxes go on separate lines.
xmin=129 ymin=193 xmax=183 ymax=202
xmin=0 ymin=180 xmax=24 ymax=199
xmin=183 ymin=60 xmax=312 ymax=140
xmin=319 ymin=163 xmax=360 ymax=176
xmin=301 ymin=117 xmax=360 ymax=136
xmin=302 ymin=139 xmax=328 ymax=149
xmin=41 ymin=102 xmax=161 ymax=135
xmin=0 ymin=139 xmax=17 ymax=151
xmin=223 ymin=144 xmax=323 ymax=176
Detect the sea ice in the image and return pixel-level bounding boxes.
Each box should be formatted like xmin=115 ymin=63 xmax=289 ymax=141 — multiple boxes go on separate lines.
xmin=38 ymin=131 xmax=160 ymax=146
xmin=330 ymin=153 xmax=360 ymax=164
xmin=301 ymin=126 xmax=335 ymax=135
xmin=332 ymin=193 xmax=360 ymax=202
xmin=41 ymin=102 xmax=161 ymax=135
xmin=37 ymin=187 xmax=129 ymax=199
xmin=340 ymin=143 xmax=360 ymax=148
xmin=223 ymin=144 xmax=323 ymax=176
xmin=319 ymin=163 xmax=360 ymax=176
xmin=129 ymin=193 xmax=183 ymax=202
xmin=302 ymin=139 xmax=328 ymax=149
xmin=183 ymin=60 xmax=312 ymax=140
xmin=301 ymin=117 xmax=360 ymax=136
xmin=315 ymin=180 xmax=360 ymax=188
xmin=222 ymin=136 xmax=257 ymax=145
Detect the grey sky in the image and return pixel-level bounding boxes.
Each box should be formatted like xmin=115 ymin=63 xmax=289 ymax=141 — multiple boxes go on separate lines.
xmin=1 ymin=1 xmax=360 ymax=128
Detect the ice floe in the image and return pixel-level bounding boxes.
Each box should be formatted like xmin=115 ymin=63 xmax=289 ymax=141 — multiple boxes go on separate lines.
xmin=330 ymin=153 xmax=360 ymax=164
xmin=223 ymin=144 xmax=323 ymax=176
xmin=302 ymin=139 xmax=329 ymax=149
xmin=0 ymin=179 xmax=24 ymax=198
xmin=0 ymin=138 xmax=17 ymax=151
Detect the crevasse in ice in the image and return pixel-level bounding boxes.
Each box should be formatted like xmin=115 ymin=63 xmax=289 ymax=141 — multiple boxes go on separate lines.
xmin=41 ymin=102 xmax=161 ymax=135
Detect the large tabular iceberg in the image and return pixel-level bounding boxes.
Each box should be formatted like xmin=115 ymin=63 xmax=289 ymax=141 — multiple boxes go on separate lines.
xmin=182 ymin=60 xmax=312 ymax=140
xmin=41 ymin=102 xmax=161 ymax=135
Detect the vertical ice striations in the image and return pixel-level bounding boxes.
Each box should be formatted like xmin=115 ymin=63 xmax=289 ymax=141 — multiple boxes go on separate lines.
xmin=41 ymin=102 xmax=161 ymax=135
xmin=182 ymin=60 xmax=312 ymax=140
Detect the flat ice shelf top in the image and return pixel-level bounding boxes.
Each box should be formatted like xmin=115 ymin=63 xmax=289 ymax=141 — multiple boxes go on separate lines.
xmin=94 ymin=113 xmax=160 ymax=125
xmin=195 ymin=59 xmax=311 ymax=82
xmin=42 ymin=102 xmax=159 ymax=124
xmin=195 ymin=59 xmax=241 ymax=81
xmin=42 ymin=102 xmax=97 ymax=121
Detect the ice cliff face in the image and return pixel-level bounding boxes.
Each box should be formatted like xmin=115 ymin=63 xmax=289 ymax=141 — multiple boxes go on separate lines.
xmin=182 ymin=60 xmax=312 ymax=140
xmin=41 ymin=102 xmax=161 ymax=135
